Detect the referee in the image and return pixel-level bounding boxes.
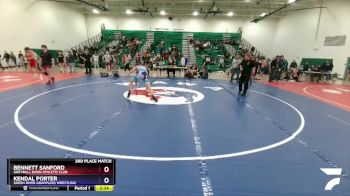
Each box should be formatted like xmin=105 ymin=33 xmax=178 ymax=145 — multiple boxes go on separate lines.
xmin=238 ymin=53 xmax=254 ymax=96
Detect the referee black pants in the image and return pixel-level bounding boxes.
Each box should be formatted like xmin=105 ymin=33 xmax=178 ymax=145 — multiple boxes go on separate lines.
xmin=239 ymin=75 xmax=250 ymax=95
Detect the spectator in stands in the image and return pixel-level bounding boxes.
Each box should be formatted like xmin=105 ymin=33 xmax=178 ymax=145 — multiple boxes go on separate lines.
xmin=112 ymin=52 xmax=119 ymax=70
xmin=199 ymin=60 xmax=208 ymax=79
xmin=67 ymin=51 xmax=76 ymax=73
xmin=185 ymin=64 xmax=198 ymax=79
xmin=18 ymin=51 xmax=25 ymax=71
xmin=78 ymin=51 xmax=85 ymax=69
xmin=57 ymin=50 xmax=68 ymax=73
xmin=135 ymin=52 xmax=141 ymax=64
xmin=92 ymin=53 xmax=99 ymax=72
xmin=260 ymin=57 xmax=269 ymax=79
xmin=2 ymin=51 xmax=10 ymax=67
xmin=167 ymin=55 xmax=176 ymax=77
xmin=81 ymin=48 xmax=92 ymax=75
xmin=239 ymin=53 xmax=255 ymax=96
xmin=180 ymin=55 xmax=186 ymax=67
xmin=10 ymin=52 xmax=17 ymax=68
xmin=126 ymin=53 xmax=132 ymax=72
xmin=219 ymin=56 xmax=225 ymax=70
xmin=290 ymin=60 xmax=297 ymax=69
xmin=103 ymin=51 xmax=112 ymax=73
xmin=269 ymin=56 xmax=278 ymax=82
xmin=277 ymin=55 xmax=287 ymax=80
xmin=40 ymin=45 xmax=55 ymax=85
xmin=325 ymin=61 xmax=334 ymax=81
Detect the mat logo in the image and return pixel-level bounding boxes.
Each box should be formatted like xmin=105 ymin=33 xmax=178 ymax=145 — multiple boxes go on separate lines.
xmin=321 ymin=168 xmax=342 ymax=191
xmin=123 ymin=87 xmax=204 ymax=105
xmin=0 ymin=75 xmax=21 ymax=83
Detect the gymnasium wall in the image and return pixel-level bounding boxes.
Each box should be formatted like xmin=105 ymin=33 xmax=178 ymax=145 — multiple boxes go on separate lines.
xmin=85 ymin=15 xmax=278 ymax=57
xmin=0 ymin=0 xmax=88 ymax=53
xmin=272 ymin=0 xmax=350 ymax=77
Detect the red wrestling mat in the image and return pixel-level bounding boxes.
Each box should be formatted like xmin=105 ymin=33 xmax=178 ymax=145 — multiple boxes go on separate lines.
xmin=0 ymin=72 xmax=84 ymax=93
xmin=259 ymin=81 xmax=350 ymax=112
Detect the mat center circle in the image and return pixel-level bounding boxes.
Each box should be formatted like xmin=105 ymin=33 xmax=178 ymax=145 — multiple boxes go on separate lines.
xmin=123 ymin=87 xmax=205 ymax=105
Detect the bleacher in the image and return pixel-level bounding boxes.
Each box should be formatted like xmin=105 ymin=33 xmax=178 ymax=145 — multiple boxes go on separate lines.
xmin=193 ymin=32 xmax=241 ymax=72
xmin=154 ymin=31 xmax=183 ymax=52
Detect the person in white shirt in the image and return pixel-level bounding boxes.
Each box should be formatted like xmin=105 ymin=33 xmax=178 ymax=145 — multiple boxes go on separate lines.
xmin=92 ymin=53 xmax=99 ymax=71
xmin=229 ymin=55 xmax=242 ymax=81
xmin=103 ymin=51 xmax=112 ymax=72
xmin=180 ymin=55 xmax=186 ymax=67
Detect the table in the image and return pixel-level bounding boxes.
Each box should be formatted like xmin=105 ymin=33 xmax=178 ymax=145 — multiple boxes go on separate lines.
xmin=155 ymin=66 xmax=188 ymax=77
xmin=301 ymin=71 xmax=338 ymax=83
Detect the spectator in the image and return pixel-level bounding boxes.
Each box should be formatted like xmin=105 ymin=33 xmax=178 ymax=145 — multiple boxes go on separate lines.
xmin=229 ymin=55 xmax=242 ymax=81
xmin=325 ymin=61 xmax=334 ymax=81
xmin=180 ymin=55 xmax=186 ymax=67
xmin=10 ymin=52 xmax=17 ymax=68
xmin=260 ymin=57 xmax=269 ymax=79
xmin=103 ymin=51 xmax=112 ymax=72
xmin=199 ymin=61 xmax=208 ymax=79
xmin=81 ymin=48 xmax=92 ymax=75
xmin=219 ymin=56 xmax=225 ymax=69
xmin=123 ymin=53 xmax=131 ymax=72
xmin=269 ymin=56 xmax=278 ymax=82
xmin=3 ymin=51 xmax=10 ymax=67
xmin=290 ymin=60 xmax=297 ymax=69
xmin=18 ymin=51 xmax=25 ymax=71
xmin=66 ymin=51 xmax=76 ymax=73
xmin=57 ymin=50 xmax=67 ymax=73
xmin=92 ymin=53 xmax=99 ymax=72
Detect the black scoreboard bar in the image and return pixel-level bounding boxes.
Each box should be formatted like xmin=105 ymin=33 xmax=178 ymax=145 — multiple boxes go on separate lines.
xmin=7 ymin=158 xmax=116 ymax=192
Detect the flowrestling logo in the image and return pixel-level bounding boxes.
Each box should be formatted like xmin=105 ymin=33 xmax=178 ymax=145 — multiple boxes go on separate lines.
xmin=123 ymin=87 xmax=204 ymax=105
xmin=321 ymin=168 xmax=342 ymax=191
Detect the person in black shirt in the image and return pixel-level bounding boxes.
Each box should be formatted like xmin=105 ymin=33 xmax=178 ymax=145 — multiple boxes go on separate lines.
xmin=3 ymin=51 xmax=10 ymax=67
xmin=239 ymin=53 xmax=254 ymax=96
xmin=269 ymin=56 xmax=278 ymax=82
xmin=57 ymin=50 xmax=67 ymax=73
xmin=40 ymin=45 xmax=55 ymax=85
xmin=81 ymin=48 xmax=92 ymax=75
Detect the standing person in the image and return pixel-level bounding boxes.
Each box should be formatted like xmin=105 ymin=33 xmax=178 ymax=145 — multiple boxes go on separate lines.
xmin=81 ymin=49 xmax=92 ymax=75
xmin=57 ymin=50 xmax=68 ymax=73
xmin=229 ymin=55 xmax=242 ymax=81
xmin=238 ymin=53 xmax=255 ymax=96
xmin=269 ymin=56 xmax=278 ymax=82
xmin=78 ymin=50 xmax=85 ymax=69
xmin=18 ymin=51 xmax=25 ymax=71
xmin=219 ymin=55 xmax=225 ymax=70
xmin=123 ymin=53 xmax=131 ymax=72
xmin=103 ymin=51 xmax=112 ymax=73
xmin=10 ymin=52 xmax=17 ymax=70
xmin=199 ymin=60 xmax=208 ymax=79
xmin=260 ymin=57 xmax=269 ymax=80
xmin=2 ymin=51 xmax=10 ymax=68
xmin=127 ymin=65 xmax=158 ymax=102
xmin=180 ymin=55 xmax=186 ymax=67
xmin=325 ymin=61 xmax=333 ymax=81
xmin=92 ymin=53 xmax=99 ymax=72
xmin=40 ymin=45 xmax=55 ymax=85
xmin=24 ymin=47 xmax=39 ymax=77
xmin=66 ymin=51 xmax=76 ymax=73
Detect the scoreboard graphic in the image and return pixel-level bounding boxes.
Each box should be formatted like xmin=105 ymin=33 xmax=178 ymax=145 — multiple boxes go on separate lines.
xmin=7 ymin=158 xmax=115 ymax=191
